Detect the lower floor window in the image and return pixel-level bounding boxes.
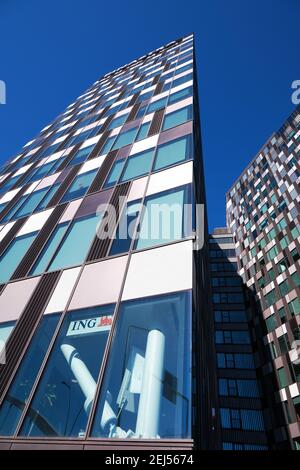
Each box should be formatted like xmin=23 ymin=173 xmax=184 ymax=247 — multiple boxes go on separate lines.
xmin=91 ymin=291 xmax=192 ymax=439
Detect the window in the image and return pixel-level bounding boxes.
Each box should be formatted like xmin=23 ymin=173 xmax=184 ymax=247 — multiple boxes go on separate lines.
xmin=135 ymin=185 xmax=192 ymax=250
xmin=153 ymin=135 xmax=192 ymax=171
xmin=147 ymin=97 xmax=168 ymax=114
xmin=20 ymin=305 xmax=115 ymax=437
xmin=25 ymin=161 xmax=55 ymax=184
xmin=168 ymin=86 xmax=192 ymax=105
xmin=10 ymin=187 xmax=50 ymax=220
xmin=103 ymin=159 xmax=126 ymax=188
xmin=47 ymin=213 xmax=101 ymax=271
xmin=136 ymin=122 xmax=150 ymax=141
xmin=68 ymin=145 xmax=94 ymax=166
xmin=220 ymin=408 xmax=264 ymax=431
xmin=108 ymin=114 xmax=128 ymax=131
xmin=217 ymin=353 xmax=255 ymax=369
xmin=215 ymin=330 xmax=250 ymax=345
xmin=278 ymin=367 xmax=288 ymax=388
xmin=266 ymin=314 xmax=278 ymax=332
xmin=100 ymin=136 xmax=116 ymax=155
xmin=162 ymin=106 xmax=192 ymax=131
xmin=110 ymin=200 xmax=141 ymax=256
xmin=0 ymin=320 xmax=16 ymax=347
xmin=112 ymin=127 xmax=139 ymax=151
xmin=0 ymin=231 xmax=38 ymax=284
xmin=0 ymin=315 xmax=59 ymax=436
xmin=36 ymin=183 xmax=59 ymax=211
xmin=267 ymin=246 xmax=279 ymax=262
xmin=214 ymin=310 xmax=247 ymax=323
xmin=91 ymin=291 xmax=192 ymax=439
xmin=30 ymin=223 xmax=69 ymax=275
xmin=120 ymin=149 xmax=154 ymax=182
xmin=213 ymin=293 xmax=244 ymax=304
xmin=61 ymin=169 xmax=98 ymax=203
xmin=218 ymin=378 xmax=260 ymax=398
xmin=289 ymin=298 xmax=300 ymax=316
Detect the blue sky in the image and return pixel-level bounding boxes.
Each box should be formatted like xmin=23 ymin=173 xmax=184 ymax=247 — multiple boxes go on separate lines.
xmin=0 ymin=0 xmax=299 ymax=230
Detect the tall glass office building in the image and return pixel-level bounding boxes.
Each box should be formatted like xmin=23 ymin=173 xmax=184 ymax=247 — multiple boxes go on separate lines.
xmin=0 ymin=35 xmax=218 ymax=450
xmin=227 ymin=106 xmax=300 ymax=450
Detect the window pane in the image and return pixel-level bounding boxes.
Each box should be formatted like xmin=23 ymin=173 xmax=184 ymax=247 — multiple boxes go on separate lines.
xmin=147 ymin=97 xmax=168 ymax=114
xmin=136 ymin=122 xmax=150 ymax=141
xmin=103 ymin=159 xmax=125 ymax=188
xmin=0 ymin=320 xmax=16 ymax=345
xmin=14 ymin=188 xmax=49 ymax=219
xmin=136 ymin=186 xmax=191 ymax=250
xmin=36 ymin=184 xmax=59 ymax=211
xmin=91 ymin=291 xmax=192 ymax=439
xmin=61 ymin=169 xmax=97 ymax=203
xmin=20 ymin=305 xmax=115 ymax=437
xmin=110 ymin=200 xmax=141 ymax=255
xmin=30 ymin=223 xmax=69 ymax=275
xmin=162 ymin=106 xmax=192 ymax=131
xmin=48 ymin=213 xmax=100 ymax=271
xmin=120 ymin=149 xmax=154 ymax=182
xmin=0 ymin=314 xmax=59 ymax=436
xmin=112 ymin=128 xmax=138 ymax=151
xmin=154 ymin=135 xmax=192 ymax=171
xmin=0 ymin=232 xmax=37 ymax=284
xmin=69 ymin=146 xmax=94 ymax=166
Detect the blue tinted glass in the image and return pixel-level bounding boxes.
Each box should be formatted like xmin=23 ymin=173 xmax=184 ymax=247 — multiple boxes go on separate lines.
xmin=0 ymin=175 xmax=20 ymax=194
xmin=27 ymin=162 xmax=54 ymax=183
xmin=61 ymin=169 xmax=97 ymax=203
xmin=136 ymin=186 xmax=190 ymax=250
xmin=110 ymin=200 xmax=141 ymax=255
xmin=0 ymin=231 xmax=37 ymax=283
xmin=49 ymin=213 xmax=101 ymax=271
xmin=30 ymin=223 xmax=69 ymax=275
xmin=154 ymin=135 xmax=191 ymax=171
xmin=14 ymin=188 xmax=48 ymax=219
xmin=172 ymin=73 xmax=193 ymax=89
xmin=36 ymin=184 xmax=59 ymax=211
xmin=147 ymin=97 xmax=168 ymax=114
xmin=101 ymin=136 xmax=116 ymax=154
xmin=162 ymin=106 xmax=192 ymax=131
xmin=136 ymin=122 xmax=150 ymax=141
xmin=20 ymin=305 xmax=114 ymax=437
xmin=69 ymin=145 xmax=94 ymax=166
xmin=1 ymin=195 xmax=28 ymax=223
xmin=0 ymin=320 xmax=16 ymax=345
xmin=120 ymin=149 xmax=154 ymax=182
xmin=0 ymin=314 xmax=59 ymax=436
xmin=103 ymin=159 xmax=125 ymax=188
xmin=108 ymin=114 xmax=128 ymax=131
xmin=91 ymin=291 xmax=192 ymax=439
xmin=112 ymin=128 xmax=138 ymax=151
xmin=168 ymin=86 xmax=192 ymax=105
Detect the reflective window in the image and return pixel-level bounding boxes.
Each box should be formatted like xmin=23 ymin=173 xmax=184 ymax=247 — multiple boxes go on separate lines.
xmin=103 ymin=159 xmax=125 ymax=188
xmin=30 ymin=222 xmax=69 ymax=275
xmin=91 ymin=291 xmax=192 ymax=439
xmin=136 ymin=122 xmax=150 ymax=141
xmin=110 ymin=200 xmax=141 ymax=255
xmin=162 ymin=106 xmax=192 ymax=131
xmin=0 ymin=231 xmax=38 ymax=284
xmin=147 ymin=97 xmax=168 ymax=114
xmin=112 ymin=128 xmax=139 ymax=151
xmin=120 ymin=149 xmax=154 ymax=182
xmin=168 ymin=86 xmax=192 ymax=105
xmin=48 ymin=213 xmax=101 ymax=271
xmin=108 ymin=114 xmax=128 ymax=131
xmin=61 ymin=169 xmax=98 ymax=203
xmin=36 ymin=183 xmax=59 ymax=211
xmin=0 ymin=320 xmax=16 ymax=346
xmin=12 ymin=188 xmax=49 ymax=220
xmin=0 ymin=315 xmax=59 ymax=436
xmin=136 ymin=185 xmax=192 ymax=250
xmin=20 ymin=305 xmax=115 ymax=437
xmin=154 ymin=135 xmax=192 ymax=171
xmin=68 ymin=145 xmax=94 ymax=167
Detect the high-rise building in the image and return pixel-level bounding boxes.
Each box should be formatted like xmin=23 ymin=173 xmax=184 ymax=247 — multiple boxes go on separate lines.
xmin=209 ymin=228 xmax=269 ymax=450
xmin=0 ymin=35 xmax=218 ymax=450
xmin=226 ymin=105 xmax=300 ymax=450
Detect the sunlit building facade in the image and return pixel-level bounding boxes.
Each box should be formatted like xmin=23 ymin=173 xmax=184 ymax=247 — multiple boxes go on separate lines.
xmin=227 ymin=106 xmax=300 ymax=449
xmin=0 ymin=35 xmax=218 ymax=450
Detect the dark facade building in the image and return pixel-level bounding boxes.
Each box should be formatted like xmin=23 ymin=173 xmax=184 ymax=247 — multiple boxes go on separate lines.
xmin=0 ymin=35 xmax=219 ymax=450
xmin=209 ymin=228 xmax=269 ymax=450
xmin=226 ymin=106 xmax=300 ymax=449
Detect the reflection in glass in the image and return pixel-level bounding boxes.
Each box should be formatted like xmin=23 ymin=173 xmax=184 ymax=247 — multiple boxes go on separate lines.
xmin=0 ymin=315 xmax=58 ymax=436
xmin=92 ymin=291 xmax=192 ymax=439
xmin=20 ymin=305 xmax=115 ymax=437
